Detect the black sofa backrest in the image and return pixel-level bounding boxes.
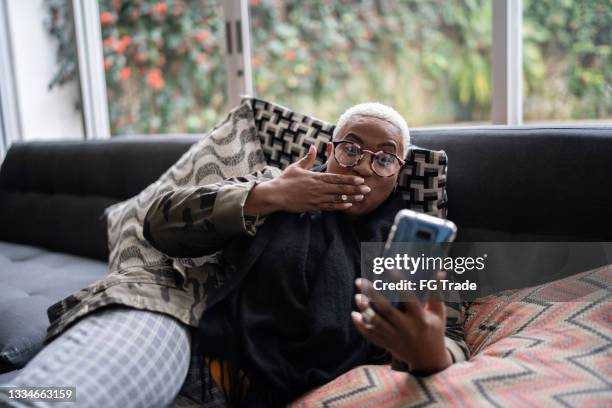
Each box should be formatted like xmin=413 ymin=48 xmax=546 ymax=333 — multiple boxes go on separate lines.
xmin=1 ymin=127 xmax=611 ymax=262
xmin=0 ymin=135 xmax=201 ymax=261
xmin=411 ymin=126 xmax=612 ymax=242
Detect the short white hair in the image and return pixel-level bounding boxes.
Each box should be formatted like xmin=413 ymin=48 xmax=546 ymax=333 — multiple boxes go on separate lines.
xmin=333 ymin=102 xmax=410 ymax=150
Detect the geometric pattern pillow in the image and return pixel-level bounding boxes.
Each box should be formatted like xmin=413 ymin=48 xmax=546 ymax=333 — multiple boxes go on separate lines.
xmin=397 ymin=147 xmax=447 ymax=218
xmin=247 ymin=97 xmax=336 ymax=169
xmin=104 ymin=101 xmax=267 ymax=276
xmin=243 ymin=96 xmax=448 ymax=218
xmin=289 ymin=265 xmax=612 ymax=407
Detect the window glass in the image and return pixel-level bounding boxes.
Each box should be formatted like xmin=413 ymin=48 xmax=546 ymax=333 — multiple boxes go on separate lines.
xmin=100 ymin=0 xmax=227 ymax=135
xmin=249 ymin=0 xmax=493 ymax=126
xmin=523 ymin=0 xmax=611 ymax=122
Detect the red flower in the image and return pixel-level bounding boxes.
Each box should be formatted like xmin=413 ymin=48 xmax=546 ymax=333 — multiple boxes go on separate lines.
xmin=103 ymin=58 xmax=111 ymax=71
xmin=249 ymin=0 xmax=261 ymax=6
xmin=251 ymin=56 xmax=262 ymax=67
xmin=195 ymin=30 xmax=210 ymax=43
xmin=147 ymin=68 xmax=165 ymax=90
xmin=284 ymin=50 xmax=296 ymax=61
xmin=119 ymin=67 xmax=131 ymax=80
xmin=100 ymin=12 xmax=113 ymax=26
xmin=103 ymin=36 xmax=115 ymax=47
xmin=596 ymin=3 xmax=604 ymax=12
xmin=114 ymin=36 xmax=131 ymax=53
xmin=196 ymin=54 xmax=206 ymax=64
xmin=364 ymin=30 xmax=373 ymax=39
xmin=154 ymin=2 xmax=167 ymax=14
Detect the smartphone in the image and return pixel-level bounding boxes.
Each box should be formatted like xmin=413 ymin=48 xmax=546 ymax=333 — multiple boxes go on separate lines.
xmin=385 ymin=209 xmax=457 ymax=247
xmin=383 ymin=209 xmax=457 ymax=303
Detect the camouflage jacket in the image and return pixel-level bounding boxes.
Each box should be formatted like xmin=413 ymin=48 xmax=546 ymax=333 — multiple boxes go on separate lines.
xmin=45 ymin=166 xmax=469 ymax=366
xmin=44 ymin=167 xmax=280 ymax=343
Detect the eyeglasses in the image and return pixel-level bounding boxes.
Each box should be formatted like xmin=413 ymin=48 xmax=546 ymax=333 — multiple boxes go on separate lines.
xmin=331 ymin=140 xmax=405 ymax=177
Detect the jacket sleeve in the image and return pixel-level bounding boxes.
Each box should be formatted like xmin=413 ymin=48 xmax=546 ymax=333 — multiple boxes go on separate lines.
xmin=143 ymin=166 xmax=281 ymax=258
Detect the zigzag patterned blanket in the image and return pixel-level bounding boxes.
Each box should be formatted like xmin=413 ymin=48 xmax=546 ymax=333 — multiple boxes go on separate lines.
xmin=291 ymin=265 xmax=612 ymax=407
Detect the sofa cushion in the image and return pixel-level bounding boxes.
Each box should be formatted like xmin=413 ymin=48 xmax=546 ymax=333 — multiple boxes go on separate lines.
xmin=290 ymin=265 xmax=611 ymax=406
xmin=245 ymin=97 xmax=448 ymax=218
xmin=0 ymin=368 xmax=21 ymax=384
xmin=0 ymin=242 xmax=107 ymax=373
xmin=0 ymin=135 xmax=207 ymax=261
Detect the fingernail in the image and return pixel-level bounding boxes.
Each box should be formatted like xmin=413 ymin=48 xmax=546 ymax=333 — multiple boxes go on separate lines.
xmin=354 ymin=194 xmax=364 ymax=201
xmin=351 ymin=311 xmax=361 ymax=322
xmin=355 ymin=278 xmax=362 ymax=288
xmin=354 ymin=177 xmax=365 ymax=185
xmin=355 ymin=293 xmax=369 ymax=307
xmin=343 ymin=203 xmax=353 ymax=208
xmin=360 ymin=186 xmax=371 ymax=194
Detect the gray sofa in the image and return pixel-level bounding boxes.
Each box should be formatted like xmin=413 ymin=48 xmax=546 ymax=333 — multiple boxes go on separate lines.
xmin=1 ymin=126 xmax=611 ymax=384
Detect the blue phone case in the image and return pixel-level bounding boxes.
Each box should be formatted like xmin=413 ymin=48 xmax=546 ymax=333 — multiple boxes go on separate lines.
xmin=383 ymin=209 xmax=457 ymax=305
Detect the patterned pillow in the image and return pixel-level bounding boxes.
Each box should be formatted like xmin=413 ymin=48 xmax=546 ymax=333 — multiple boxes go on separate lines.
xmin=243 ymin=96 xmax=448 ymax=218
xmin=105 ymin=101 xmax=267 ymax=276
xmin=290 ymin=265 xmax=611 ymax=407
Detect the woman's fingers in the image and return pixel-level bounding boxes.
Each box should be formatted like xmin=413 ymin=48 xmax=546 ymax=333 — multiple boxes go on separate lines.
xmin=318 ymin=193 xmax=365 ymax=204
xmin=320 ymin=182 xmax=372 ymax=197
xmin=319 ymin=202 xmax=353 ymax=211
xmin=351 ymin=311 xmax=392 ymax=349
xmin=356 ymin=278 xmax=411 ymax=328
xmin=331 ymin=193 xmax=365 ymax=203
xmin=354 ymin=294 xmax=396 ymax=335
xmin=426 ymin=271 xmax=447 ymax=317
xmin=315 ymin=172 xmax=365 ymax=186
xmin=357 ymin=278 xmax=424 ymax=326
xmin=294 ymin=145 xmax=317 ymax=169
xmin=396 ymin=286 xmax=426 ymax=321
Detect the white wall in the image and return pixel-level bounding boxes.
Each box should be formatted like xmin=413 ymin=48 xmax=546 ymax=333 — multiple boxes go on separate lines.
xmin=7 ymin=0 xmax=84 ymax=141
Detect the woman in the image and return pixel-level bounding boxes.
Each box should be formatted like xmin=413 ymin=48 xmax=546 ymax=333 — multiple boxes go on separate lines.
xmin=144 ymin=103 xmax=469 ymax=406
xmin=0 ymin=103 xmax=467 ymax=408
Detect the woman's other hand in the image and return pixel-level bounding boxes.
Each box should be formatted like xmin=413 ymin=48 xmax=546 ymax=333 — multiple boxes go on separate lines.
xmin=351 ymin=276 xmax=453 ymax=375
xmin=244 ymin=145 xmax=372 ymax=216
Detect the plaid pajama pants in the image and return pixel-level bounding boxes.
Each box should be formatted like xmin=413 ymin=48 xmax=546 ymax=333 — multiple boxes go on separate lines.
xmin=0 ymin=306 xmax=226 ymax=408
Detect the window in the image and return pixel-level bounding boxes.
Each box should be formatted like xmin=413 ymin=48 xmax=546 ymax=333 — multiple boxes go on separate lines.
xmin=249 ymin=0 xmax=493 ymax=127
xmin=99 ymin=0 xmax=228 ymax=135
xmin=4 ymin=0 xmax=608 ymax=147
xmin=523 ymin=0 xmax=611 ymax=123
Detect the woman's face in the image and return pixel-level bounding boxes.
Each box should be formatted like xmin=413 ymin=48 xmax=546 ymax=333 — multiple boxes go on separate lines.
xmin=326 ymin=115 xmax=405 ymax=216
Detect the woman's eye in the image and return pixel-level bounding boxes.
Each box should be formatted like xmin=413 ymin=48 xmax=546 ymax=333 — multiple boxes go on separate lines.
xmin=344 ymin=145 xmax=360 ymax=156
xmin=376 ymin=154 xmax=395 ymax=167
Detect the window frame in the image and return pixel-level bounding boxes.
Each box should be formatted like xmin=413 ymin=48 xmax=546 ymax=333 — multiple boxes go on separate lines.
xmin=0 ymin=0 xmax=21 ymax=158
xmin=72 ymin=0 xmax=110 ymax=139
xmin=75 ymin=0 xmax=533 ymax=135
xmin=492 ymin=0 xmax=523 ymax=125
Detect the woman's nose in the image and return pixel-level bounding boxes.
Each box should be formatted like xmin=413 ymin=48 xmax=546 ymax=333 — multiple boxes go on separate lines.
xmin=353 ymin=155 xmax=374 ymax=177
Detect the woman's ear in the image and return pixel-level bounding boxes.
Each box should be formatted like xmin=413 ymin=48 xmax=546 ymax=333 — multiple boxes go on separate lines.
xmin=324 ymin=142 xmax=333 ymax=166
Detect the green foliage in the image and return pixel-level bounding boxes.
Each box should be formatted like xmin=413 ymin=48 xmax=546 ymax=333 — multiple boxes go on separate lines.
xmin=98 ymin=0 xmax=227 ymax=134
xmin=249 ymin=0 xmax=494 ymax=124
xmin=524 ymin=0 xmax=611 ymax=119
xmin=46 ymin=0 xmax=611 ymax=134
